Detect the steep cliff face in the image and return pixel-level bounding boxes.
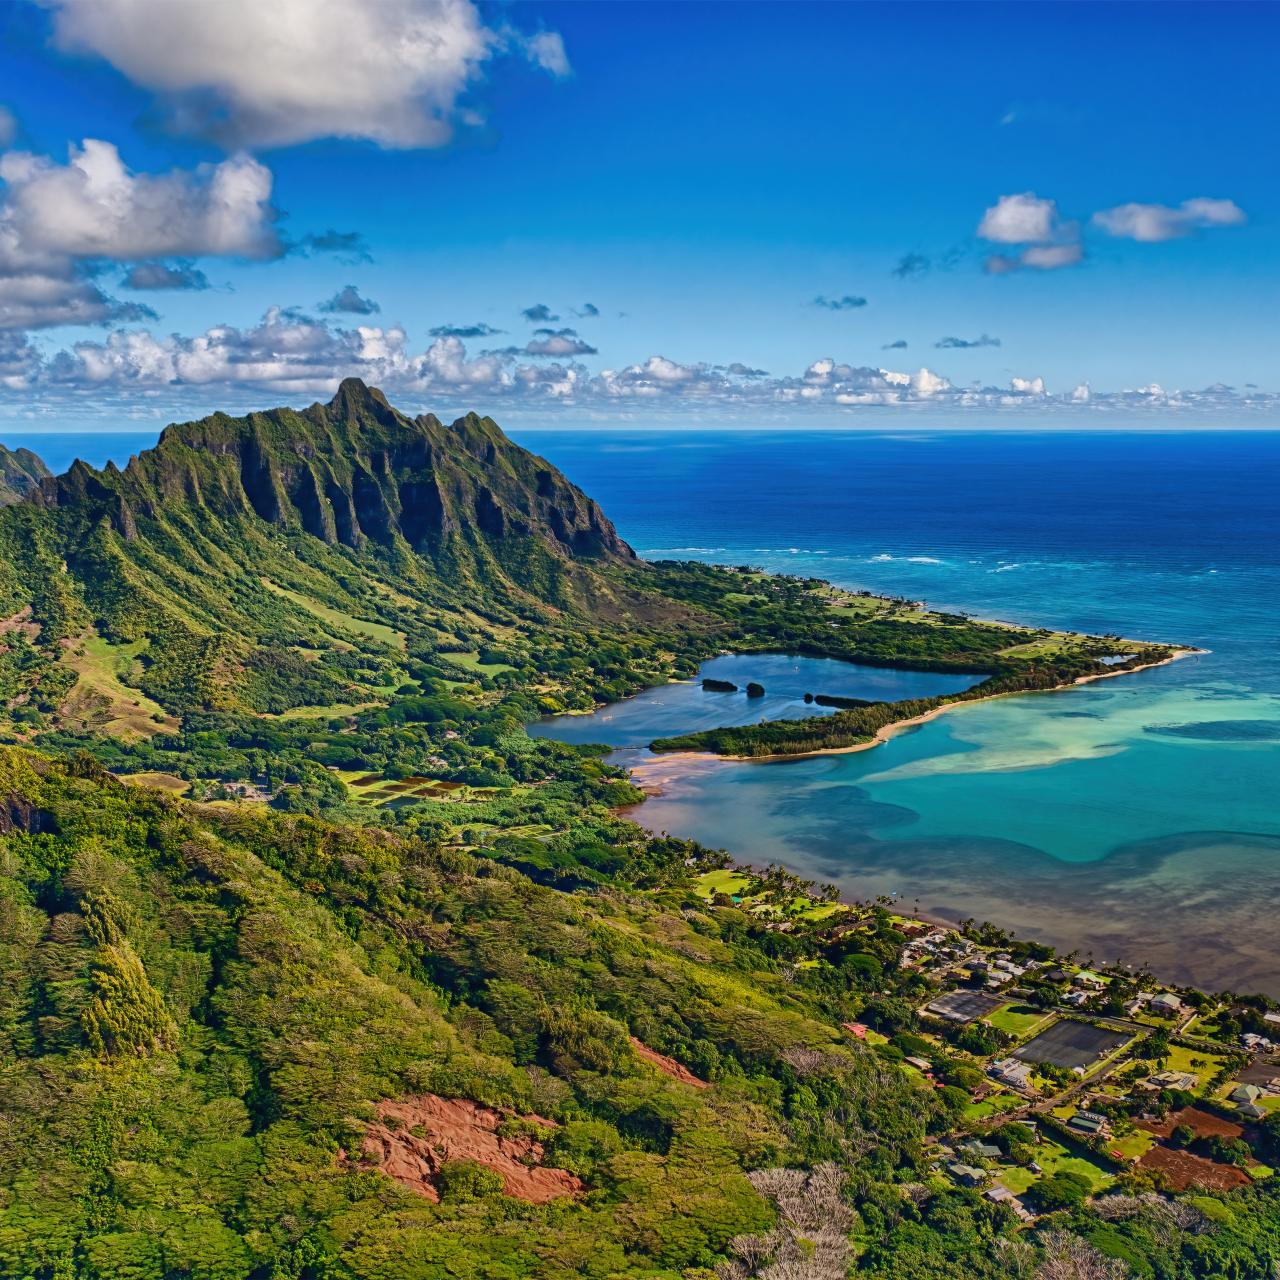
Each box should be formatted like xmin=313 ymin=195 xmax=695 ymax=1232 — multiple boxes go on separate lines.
xmin=33 ymin=379 xmax=632 ymax=566
xmin=0 ymin=380 xmax=664 ymax=715
xmin=0 ymin=444 xmax=51 ymax=506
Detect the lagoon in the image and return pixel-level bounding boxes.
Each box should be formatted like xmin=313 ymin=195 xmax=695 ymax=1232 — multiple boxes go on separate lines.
xmin=528 ymin=652 xmax=981 ymax=749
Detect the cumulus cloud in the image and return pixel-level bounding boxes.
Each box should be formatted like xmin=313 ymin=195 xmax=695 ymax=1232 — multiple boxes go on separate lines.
xmin=0 ymin=331 xmax=40 ymax=387
xmin=1092 ymin=197 xmax=1246 ymax=242
xmin=882 ymin=339 xmax=908 ymax=350
xmin=6 ymin=309 xmax=1275 ymax=423
xmin=0 ymin=140 xmax=280 ymax=260
xmin=45 ymin=0 xmax=569 ymax=151
xmin=521 ymin=302 xmax=559 ymax=323
xmin=0 ymin=268 xmax=154 ymax=331
xmin=977 ymin=192 xmax=1061 ymax=244
xmin=429 ymin=322 xmax=504 ymax=338
xmin=0 ymin=137 xmax=285 ymax=328
xmin=573 ymin=302 xmax=600 ymax=318
xmin=122 ymin=261 xmax=210 ymax=290
xmin=812 ymin=294 xmax=867 ymax=310
xmin=978 ymin=191 xmax=1081 ymax=274
xmin=935 ymin=334 xmax=1001 ymax=349
xmin=525 ymin=326 xmax=596 ymax=356
xmin=319 ymin=284 xmax=380 ymax=315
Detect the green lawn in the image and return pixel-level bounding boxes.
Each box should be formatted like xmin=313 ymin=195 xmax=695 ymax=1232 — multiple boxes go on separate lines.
xmin=963 ymin=1093 xmax=1020 ymax=1120
xmin=985 ymin=1004 xmax=1054 ymax=1039
xmin=1149 ymin=1042 xmax=1230 ymax=1089
xmin=269 ymin=700 xmax=382 ymax=720
xmin=997 ymin=1138 xmax=1114 ymax=1197
xmin=1108 ymin=1130 xmax=1156 ymax=1161
xmin=693 ymin=869 xmax=753 ymax=900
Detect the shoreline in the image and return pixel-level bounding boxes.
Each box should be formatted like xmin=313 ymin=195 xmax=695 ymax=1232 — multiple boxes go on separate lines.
xmin=645 ymin=646 xmax=1205 ymax=767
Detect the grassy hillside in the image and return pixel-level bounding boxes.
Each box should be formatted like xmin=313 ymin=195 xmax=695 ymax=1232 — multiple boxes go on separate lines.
xmin=1 ymin=385 xmax=1272 ymax=1280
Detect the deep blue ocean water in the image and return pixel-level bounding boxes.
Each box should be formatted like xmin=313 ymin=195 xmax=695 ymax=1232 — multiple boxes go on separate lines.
xmin=7 ymin=426 xmax=1280 ymax=992
xmin=516 ymin=429 xmax=1280 ymax=995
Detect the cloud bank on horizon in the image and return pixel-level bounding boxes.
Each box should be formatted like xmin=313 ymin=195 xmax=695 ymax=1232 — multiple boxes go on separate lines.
xmin=0 ymin=0 xmax=1274 ymax=425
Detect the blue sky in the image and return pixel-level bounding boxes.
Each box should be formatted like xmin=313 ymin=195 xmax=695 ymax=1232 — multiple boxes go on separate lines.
xmin=0 ymin=0 xmax=1276 ymax=429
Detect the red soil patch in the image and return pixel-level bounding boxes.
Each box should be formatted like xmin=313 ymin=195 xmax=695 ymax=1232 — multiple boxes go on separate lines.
xmin=1138 ymin=1145 xmax=1251 ymax=1191
xmin=629 ymin=1036 xmax=708 ymax=1088
xmin=0 ymin=607 xmax=39 ymax=640
xmin=1138 ymin=1106 xmax=1244 ymax=1141
xmin=353 ymin=1094 xmax=584 ymax=1204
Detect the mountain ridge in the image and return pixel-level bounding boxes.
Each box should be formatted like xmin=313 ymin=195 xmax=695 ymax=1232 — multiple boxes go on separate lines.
xmin=0 ymin=380 xmax=669 ymax=721
xmin=25 ymin=378 xmax=633 ymax=562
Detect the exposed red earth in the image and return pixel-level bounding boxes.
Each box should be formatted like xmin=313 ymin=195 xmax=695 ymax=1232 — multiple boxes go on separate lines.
xmin=628 ymin=1036 xmax=709 ymax=1088
xmin=349 ymin=1094 xmax=585 ymax=1203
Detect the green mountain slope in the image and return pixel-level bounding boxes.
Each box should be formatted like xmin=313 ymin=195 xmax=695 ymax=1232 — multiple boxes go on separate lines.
xmin=0 ymin=443 xmax=50 ymax=506
xmin=0 ymin=380 xmax=691 ymax=724
xmin=2 ymin=385 xmax=1273 ymax=1280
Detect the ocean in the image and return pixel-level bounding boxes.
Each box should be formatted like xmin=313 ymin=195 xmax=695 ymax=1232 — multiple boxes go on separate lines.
xmin=8 ymin=425 xmax=1280 ymax=993
xmin=516 ymin=428 xmax=1280 ymax=996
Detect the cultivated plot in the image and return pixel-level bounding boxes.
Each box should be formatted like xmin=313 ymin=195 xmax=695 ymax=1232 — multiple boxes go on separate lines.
xmin=1014 ymin=1020 xmax=1130 ymax=1071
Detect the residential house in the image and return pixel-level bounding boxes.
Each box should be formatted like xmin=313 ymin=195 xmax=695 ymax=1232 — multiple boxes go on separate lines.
xmin=947 ymin=1162 xmax=987 ymax=1188
xmin=1149 ymin=993 xmax=1183 ymax=1018
xmin=1068 ymin=1110 xmax=1109 ymax=1137
xmin=1147 ymin=1070 xmax=1198 ymax=1092
xmin=960 ymin=1140 xmax=1003 ymax=1161
xmin=985 ymin=1186 xmax=1034 ymax=1221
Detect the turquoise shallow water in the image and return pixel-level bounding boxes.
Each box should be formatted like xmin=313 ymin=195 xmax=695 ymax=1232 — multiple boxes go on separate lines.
xmin=529 ymin=653 xmax=980 ymax=749
xmin=512 ymin=429 xmax=1280 ymax=996
xmin=5 ymin=427 xmax=1280 ymax=993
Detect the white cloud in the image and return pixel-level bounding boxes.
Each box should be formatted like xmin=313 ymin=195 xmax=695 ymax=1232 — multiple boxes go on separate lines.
xmin=978 ymin=192 xmax=1082 ymax=274
xmin=0 ymin=138 xmax=283 ymax=328
xmin=978 ymin=192 xmax=1060 ymax=244
xmin=985 ymin=241 xmax=1083 ymax=274
xmin=1010 ymin=375 xmax=1046 ymax=396
xmin=46 ymin=0 xmax=568 ymax=151
xmin=0 ymin=331 xmax=39 ymax=387
xmin=524 ymin=327 xmax=596 ymax=357
xmin=0 ymin=108 xmax=15 ymax=149
xmin=8 ymin=309 xmax=1276 ymax=423
xmin=1091 ymin=197 xmax=1246 ymax=242
xmin=910 ymin=367 xmax=950 ymax=396
xmin=0 ymin=141 xmax=279 ymax=260
xmin=519 ymin=30 xmax=571 ymax=78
